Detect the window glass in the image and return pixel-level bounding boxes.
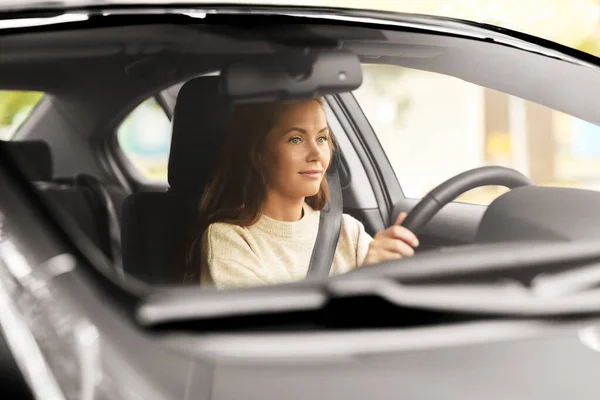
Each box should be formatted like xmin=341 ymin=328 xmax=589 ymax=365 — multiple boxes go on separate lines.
xmin=353 ymin=64 xmax=600 ymax=205
xmin=116 ymin=97 xmax=171 ymax=182
xmin=0 ymin=91 xmax=44 ymax=140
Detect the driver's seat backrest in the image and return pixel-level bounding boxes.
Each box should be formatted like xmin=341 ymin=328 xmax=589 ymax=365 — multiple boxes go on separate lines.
xmin=121 ymin=76 xmax=232 ymax=284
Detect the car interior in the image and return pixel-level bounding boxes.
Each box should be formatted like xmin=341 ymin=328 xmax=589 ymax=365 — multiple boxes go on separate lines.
xmin=2 ymin=9 xmax=600 ymax=400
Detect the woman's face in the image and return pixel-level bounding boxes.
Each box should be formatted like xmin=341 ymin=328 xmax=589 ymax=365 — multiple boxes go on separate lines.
xmin=262 ymin=100 xmax=331 ymax=200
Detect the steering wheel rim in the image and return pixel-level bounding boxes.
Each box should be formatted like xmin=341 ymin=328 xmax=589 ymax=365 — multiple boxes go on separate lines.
xmin=400 ymin=166 xmax=534 ymax=234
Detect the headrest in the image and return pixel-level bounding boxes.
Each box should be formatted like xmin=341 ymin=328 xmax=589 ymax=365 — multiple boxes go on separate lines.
xmin=168 ymin=76 xmax=232 ymax=192
xmin=4 ymin=140 xmax=53 ymax=181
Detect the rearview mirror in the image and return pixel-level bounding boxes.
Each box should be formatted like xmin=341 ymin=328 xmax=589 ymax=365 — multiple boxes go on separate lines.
xmin=222 ymin=50 xmax=362 ymax=102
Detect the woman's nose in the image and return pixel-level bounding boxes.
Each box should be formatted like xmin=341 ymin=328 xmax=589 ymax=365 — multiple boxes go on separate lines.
xmin=306 ymin=140 xmax=322 ymax=162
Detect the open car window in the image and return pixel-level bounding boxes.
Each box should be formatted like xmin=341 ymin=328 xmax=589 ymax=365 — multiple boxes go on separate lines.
xmin=0 ymin=91 xmax=44 ymax=140
xmin=353 ymin=64 xmax=600 ymax=205
xmin=116 ymin=97 xmax=171 ymax=183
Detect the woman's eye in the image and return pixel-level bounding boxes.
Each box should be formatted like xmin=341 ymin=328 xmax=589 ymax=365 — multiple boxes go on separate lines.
xmin=289 ymin=137 xmax=302 ymax=144
xmin=317 ymin=136 xmax=329 ymax=143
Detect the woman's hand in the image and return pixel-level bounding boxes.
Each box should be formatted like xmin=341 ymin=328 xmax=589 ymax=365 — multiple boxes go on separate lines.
xmin=364 ymin=212 xmax=419 ymax=265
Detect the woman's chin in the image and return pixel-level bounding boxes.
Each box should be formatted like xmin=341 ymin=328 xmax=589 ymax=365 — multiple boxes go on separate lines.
xmin=297 ymin=184 xmax=321 ymax=198
xmin=286 ymin=179 xmax=322 ymax=198
xmin=305 ymin=188 xmax=322 ymax=197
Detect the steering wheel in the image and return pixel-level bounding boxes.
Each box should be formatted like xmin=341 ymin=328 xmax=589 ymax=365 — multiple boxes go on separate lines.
xmin=400 ymin=166 xmax=534 ymax=234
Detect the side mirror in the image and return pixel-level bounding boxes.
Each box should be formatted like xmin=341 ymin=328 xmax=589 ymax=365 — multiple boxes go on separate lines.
xmin=222 ymin=50 xmax=362 ymax=102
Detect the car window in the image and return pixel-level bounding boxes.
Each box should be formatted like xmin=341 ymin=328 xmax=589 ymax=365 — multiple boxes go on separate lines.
xmin=353 ymin=64 xmax=600 ymax=205
xmin=116 ymin=97 xmax=171 ymax=183
xmin=0 ymin=91 xmax=44 ymax=140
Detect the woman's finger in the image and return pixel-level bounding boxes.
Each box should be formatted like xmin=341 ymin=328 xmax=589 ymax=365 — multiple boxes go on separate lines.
xmin=374 ymin=236 xmax=415 ymax=256
xmin=395 ymin=212 xmax=408 ymax=226
xmin=365 ymin=248 xmax=402 ymax=265
xmin=383 ymin=225 xmax=419 ymax=248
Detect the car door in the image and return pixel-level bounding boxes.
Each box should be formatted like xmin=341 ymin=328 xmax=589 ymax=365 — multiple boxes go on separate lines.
xmin=335 ymin=58 xmax=599 ymax=251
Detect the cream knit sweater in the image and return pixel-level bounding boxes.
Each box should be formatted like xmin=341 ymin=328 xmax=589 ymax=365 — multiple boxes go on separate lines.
xmin=199 ymin=203 xmax=373 ymax=289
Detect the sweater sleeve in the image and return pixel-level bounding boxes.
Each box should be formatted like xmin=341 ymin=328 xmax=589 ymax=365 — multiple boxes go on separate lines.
xmin=340 ymin=214 xmax=373 ymax=268
xmin=200 ymin=223 xmax=269 ymax=289
xmin=355 ymin=220 xmax=373 ymax=267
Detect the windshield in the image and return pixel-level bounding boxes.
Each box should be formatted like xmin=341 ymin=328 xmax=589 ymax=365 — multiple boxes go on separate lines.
xmin=2 ymin=10 xmax=600 ymax=313
xmin=4 ymin=13 xmax=600 ymax=400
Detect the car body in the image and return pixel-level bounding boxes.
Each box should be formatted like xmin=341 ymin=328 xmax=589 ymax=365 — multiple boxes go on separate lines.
xmin=2 ymin=2 xmax=600 ymax=399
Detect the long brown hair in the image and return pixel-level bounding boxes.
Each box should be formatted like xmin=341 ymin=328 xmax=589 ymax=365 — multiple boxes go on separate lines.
xmin=180 ymin=97 xmax=333 ymax=282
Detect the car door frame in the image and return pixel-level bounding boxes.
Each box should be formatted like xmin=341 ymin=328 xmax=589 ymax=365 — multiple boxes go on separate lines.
xmin=331 ymin=91 xmax=486 ymax=248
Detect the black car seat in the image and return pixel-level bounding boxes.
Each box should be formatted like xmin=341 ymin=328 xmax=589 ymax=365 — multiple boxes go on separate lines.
xmin=2 ymin=139 xmax=53 ymax=182
xmin=3 ymin=139 xmax=125 ymax=274
xmin=121 ymin=76 xmax=232 ymax=284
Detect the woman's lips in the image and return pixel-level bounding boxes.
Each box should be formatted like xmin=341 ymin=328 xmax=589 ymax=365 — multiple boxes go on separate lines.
xmin=299 ymin=170 xmax=323 ymax=179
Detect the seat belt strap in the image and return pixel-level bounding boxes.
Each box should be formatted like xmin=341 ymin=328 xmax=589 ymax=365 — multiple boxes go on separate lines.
xmin=306 ymin=154 xmax=343 ymax=278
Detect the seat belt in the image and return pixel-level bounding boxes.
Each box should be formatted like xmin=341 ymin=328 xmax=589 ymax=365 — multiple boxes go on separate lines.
xmin=306 ymin=154 xmax=343 ymax=278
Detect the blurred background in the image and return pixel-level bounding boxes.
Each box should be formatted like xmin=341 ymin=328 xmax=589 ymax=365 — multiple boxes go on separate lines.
xmin=4 ymin=0 xmax=600 ymax=205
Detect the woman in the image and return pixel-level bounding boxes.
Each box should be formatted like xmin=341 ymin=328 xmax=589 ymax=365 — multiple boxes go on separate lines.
xmin=191 ymin=97 xmax=418 ymax=289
